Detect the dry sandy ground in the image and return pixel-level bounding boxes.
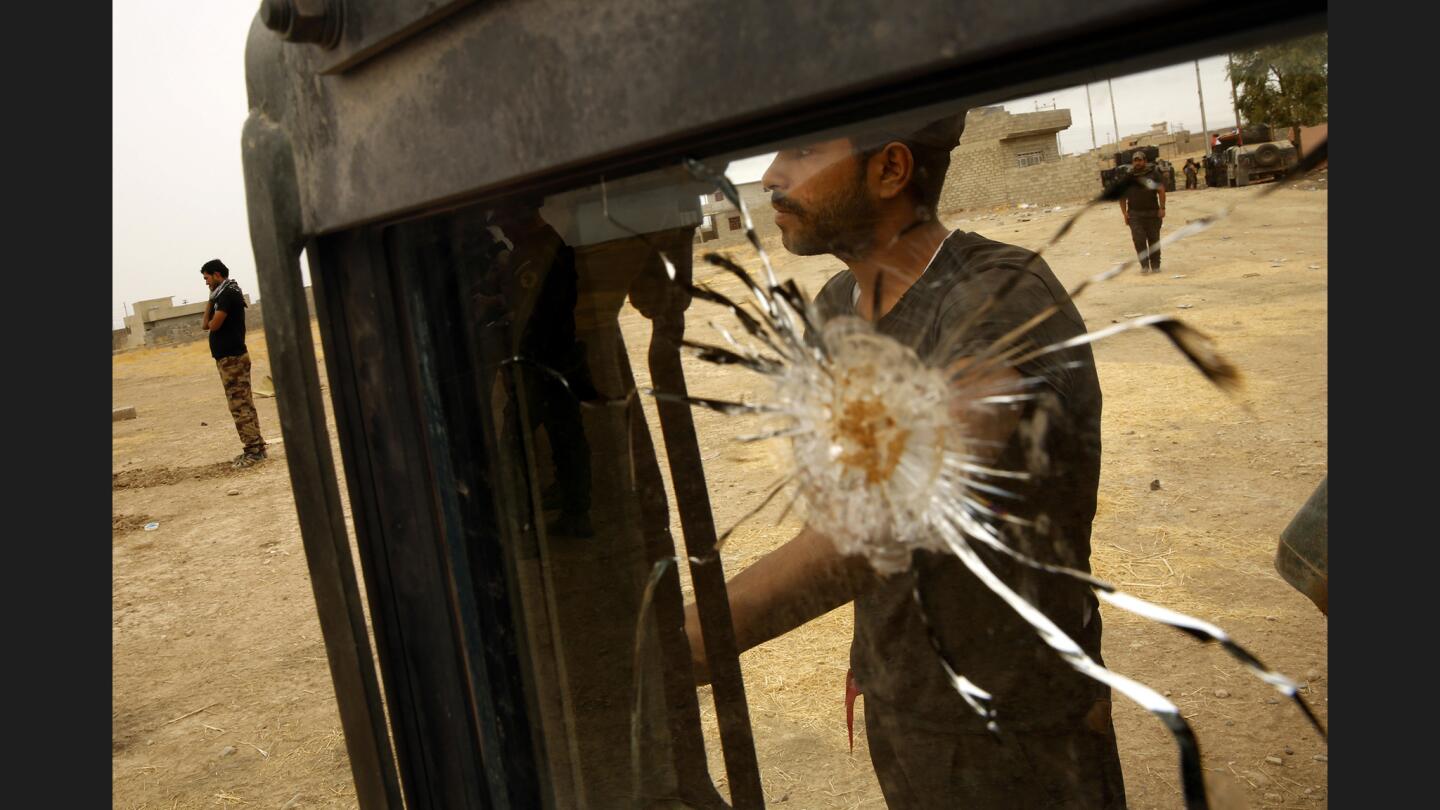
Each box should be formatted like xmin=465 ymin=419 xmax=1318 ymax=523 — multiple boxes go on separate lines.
xmin=113 ymin=181 xmax=1327 ymax=809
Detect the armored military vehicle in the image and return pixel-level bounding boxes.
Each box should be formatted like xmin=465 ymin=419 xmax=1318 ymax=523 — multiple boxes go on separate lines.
xmin=1224 ymin=139 xmax=1299 ymax=186
xmin=1100 ymin=145 xmax=1176 ymax=193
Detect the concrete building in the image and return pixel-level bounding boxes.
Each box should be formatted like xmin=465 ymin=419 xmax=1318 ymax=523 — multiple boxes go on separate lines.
xmin=694 ymin=182 xmax=774 ymax=248
xmin=1095 ymin=121 xmax=1209 ymax=161
xmin=122 ymin=296 xmax=243 ymax=349
xmin=116 ymin=287 xmax=315 ymax=351
xmin=937 ymin=106 xmax=1102 ymax=212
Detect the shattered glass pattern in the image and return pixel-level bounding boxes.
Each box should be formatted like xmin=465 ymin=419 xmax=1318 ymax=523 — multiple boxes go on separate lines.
xmin=650 ymin=136 xmax=1328 ymax=809
xmin=424 ymin=39 xmax=1328 ymax=810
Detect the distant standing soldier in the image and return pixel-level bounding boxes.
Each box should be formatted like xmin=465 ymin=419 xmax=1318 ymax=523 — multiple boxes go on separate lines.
xmin=1183 ymin=158 xmax=1199 ymax=190
xmin=201 ymin=259 xmax=267 ymax=467
xmin=1119 ymin=152 xmax=1167 ymax=274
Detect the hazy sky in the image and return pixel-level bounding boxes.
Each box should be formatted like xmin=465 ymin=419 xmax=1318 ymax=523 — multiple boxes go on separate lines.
xmin=113 ymin=7 xmax=1242 ymax=328
xmin=113 ymin=2 xmax=263 ymax=328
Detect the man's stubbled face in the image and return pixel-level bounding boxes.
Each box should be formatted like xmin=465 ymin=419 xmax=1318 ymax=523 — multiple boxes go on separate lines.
xmin=761 ymin=138 xmax=878 ymax=258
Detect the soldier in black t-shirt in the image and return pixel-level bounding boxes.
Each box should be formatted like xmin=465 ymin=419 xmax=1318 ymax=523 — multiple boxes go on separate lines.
xmin=681 ymin=114 xmax=1126 ymax=808
xmin=201 ymin=259 xmax=267 ymax=467
xmin=1119 ymin=152 xmax=1167 ymax=274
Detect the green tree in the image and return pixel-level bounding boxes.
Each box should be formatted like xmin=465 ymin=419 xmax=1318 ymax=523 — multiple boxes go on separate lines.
xmin=1227 ymin=34 xmax=1328 ymax=129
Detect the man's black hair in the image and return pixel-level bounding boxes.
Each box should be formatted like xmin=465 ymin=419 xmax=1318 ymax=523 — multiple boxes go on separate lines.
xmin=852 ymin=112 xmax=966 ymax=218
xmin=892 ymin=140 xmax=953 ymax=215
xmin=201 ymin=259 xmax=230 ymax=278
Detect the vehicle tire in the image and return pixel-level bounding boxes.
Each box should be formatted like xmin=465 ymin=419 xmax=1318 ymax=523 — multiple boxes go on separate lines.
xmin=1253 ymin=143 xmax=1281 ymax=168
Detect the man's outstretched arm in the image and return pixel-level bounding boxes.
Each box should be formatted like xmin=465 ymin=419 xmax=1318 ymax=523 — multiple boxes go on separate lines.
xmin=683 ymin=523 xmax=874 ymax=686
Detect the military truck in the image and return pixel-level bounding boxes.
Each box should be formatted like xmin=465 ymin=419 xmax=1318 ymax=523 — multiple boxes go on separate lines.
xmin=1203 ymin=124 xmax=1275 ymax=187
xmin=1100 ymin=145 xmax=1176 ymax=193
xmin=1224 ymin=139 xmax=1299 ymax=187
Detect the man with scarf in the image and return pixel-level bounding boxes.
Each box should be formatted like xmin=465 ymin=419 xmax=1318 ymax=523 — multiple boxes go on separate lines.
xmin=1119 ymin=151 xmax=1167 ymax=274
xmin=201 ymin=259 xmax=267 ymax=467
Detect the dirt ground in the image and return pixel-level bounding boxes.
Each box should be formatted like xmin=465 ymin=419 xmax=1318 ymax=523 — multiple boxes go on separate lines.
xmin=113 ymin=180 xmax=1327 ymax=809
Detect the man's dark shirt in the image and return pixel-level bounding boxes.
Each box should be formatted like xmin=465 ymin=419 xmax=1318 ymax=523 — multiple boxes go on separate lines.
xmin=209 ymin=285 xmax=248 ymax=360
xmin=814 ymin=230 xmax=1108 ymax=733
xmin=1123 ymin=167 xmax=1164 ymax=214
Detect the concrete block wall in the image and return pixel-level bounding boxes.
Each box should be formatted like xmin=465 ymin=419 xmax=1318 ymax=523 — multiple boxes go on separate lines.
xmin=1004 ymin=154 xmax=1102 ymax=207
xmin=939 ymin=149 xmax=1102 ymax=213
xmin=936 ymin=143 xmax=1008 ymax=211
xmin=1006 ymin=108 xmax=1072 ymax=136
xmin=958 ymin=106 xmax=1011 ymax=141
xmin=243 ymin=287 xmax=312 ymax=335
xmin=936 ymin=106 xmax=1090 ymax=212
xmin=146 ymin=314 xmax=207 ymax=346
xmin=115 ymin=286 xmax=315 ymax=351
xmin=248 ymin=301 xmax=268 ymax=336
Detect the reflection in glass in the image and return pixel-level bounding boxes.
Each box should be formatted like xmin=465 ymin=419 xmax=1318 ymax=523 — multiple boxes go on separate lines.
xmin=374 ymin=33 xmax=1327 ymax=810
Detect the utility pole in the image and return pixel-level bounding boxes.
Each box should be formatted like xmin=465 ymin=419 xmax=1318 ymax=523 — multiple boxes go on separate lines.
xmin=1085 ymin=83 xmax=1097 ymax=150
xmin=1195 ymin=60 xmax=1210 ymax=148
xmin=1108 ymin=78 xmax=1121 ymax=150
xmin=1227 ymin=52 xmax=1244 ymax=146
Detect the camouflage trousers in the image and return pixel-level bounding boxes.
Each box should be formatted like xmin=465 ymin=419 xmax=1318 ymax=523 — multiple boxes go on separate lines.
xmin=217 ymin=353 xmax=265 ymax=455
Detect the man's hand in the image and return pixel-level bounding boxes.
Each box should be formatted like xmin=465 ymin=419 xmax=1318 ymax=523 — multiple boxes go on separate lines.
xmin=1158 ymin=208 xmax=1166 ymax=220
xmin=683 ymin=606 xmax=711 ymax=686
xmin=1123 ymin=214 xmax=1130 ymax=226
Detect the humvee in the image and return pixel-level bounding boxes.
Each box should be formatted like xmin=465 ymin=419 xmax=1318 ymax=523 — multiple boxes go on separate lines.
xmin=1225 ymin=139 xmax=1300 ymax=186
xmin=1203 ymin=124 xmax=1276 ymax=187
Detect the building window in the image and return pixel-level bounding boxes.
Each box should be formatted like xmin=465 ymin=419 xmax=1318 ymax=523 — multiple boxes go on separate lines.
xmin=1016 ymin=150 xmax=1044 ymax=167
xmin=728 ymin=216 xmax=743 ymax=231
xmin=712 ymin=191 xmax=723 ymax=202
